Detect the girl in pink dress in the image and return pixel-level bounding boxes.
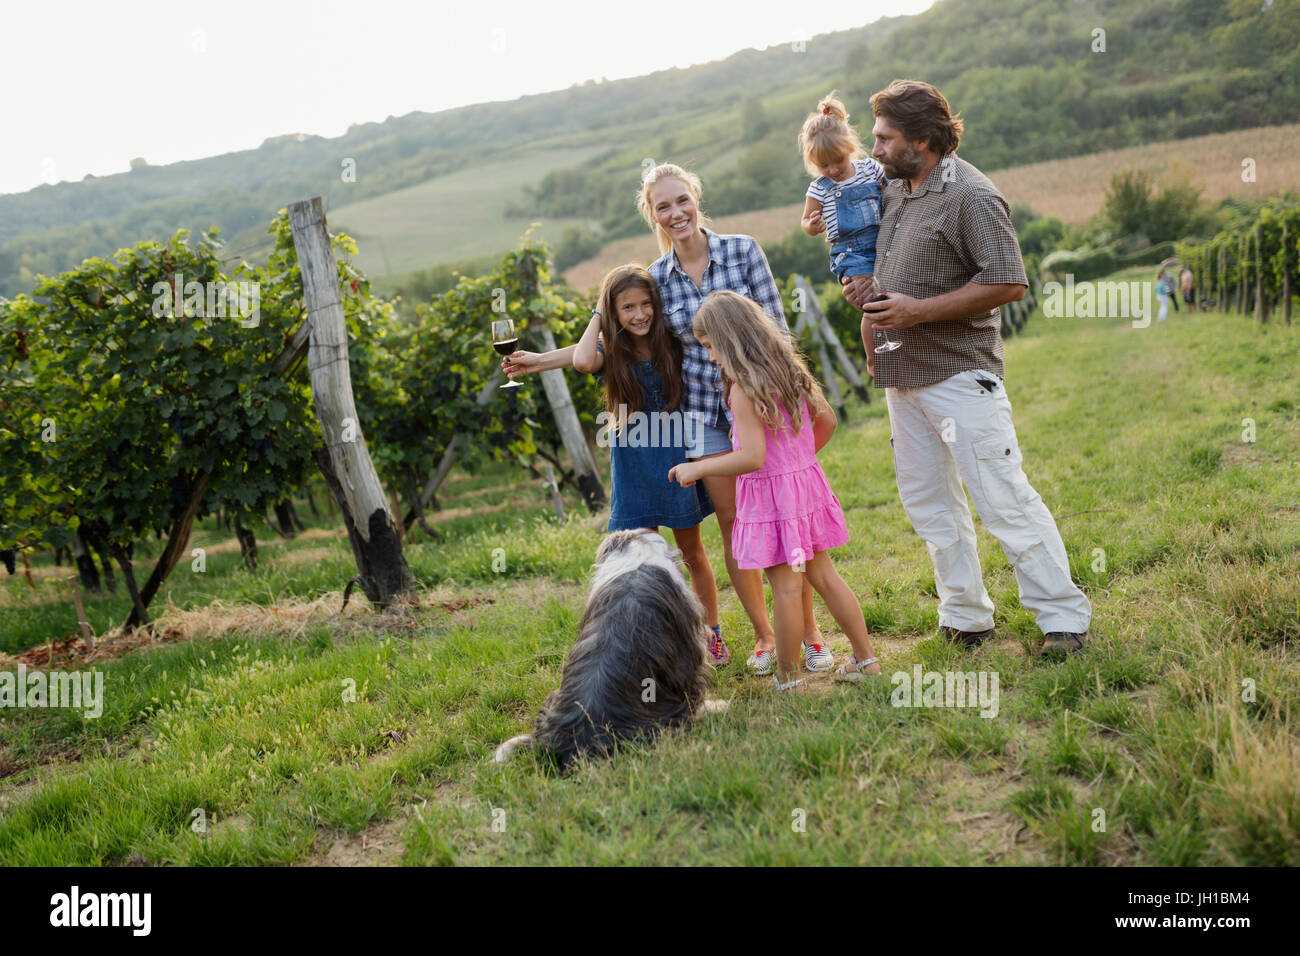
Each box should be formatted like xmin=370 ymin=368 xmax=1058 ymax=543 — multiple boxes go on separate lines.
xmin=669 ymin=291 xmax=883 ymax=690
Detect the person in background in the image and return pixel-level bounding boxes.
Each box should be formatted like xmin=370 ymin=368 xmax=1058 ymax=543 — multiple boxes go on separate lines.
xmin=1156 ymin=269 xmax=1171 ymax=322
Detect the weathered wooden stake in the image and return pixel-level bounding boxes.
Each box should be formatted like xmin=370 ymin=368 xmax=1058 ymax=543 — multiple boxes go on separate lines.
xmin=1219 ymin=245 xmax=1228 ymax=313
xmin=792 ymin=276 xmax=871 ymax=404
xmin=1283 ymin=218 xmax=1292 ymax=327
xmin=542 ymin=463 xmax=565 ymax=521
xmin=66 ymin=575 xmax=94 ymax=650
xmin=288 ymin=196 xmax=414 ymax=607
xmin=1255 ymin=225 xmax=1267 ymax=324
xmin=404 ymin=372 xmax=501 ymax=530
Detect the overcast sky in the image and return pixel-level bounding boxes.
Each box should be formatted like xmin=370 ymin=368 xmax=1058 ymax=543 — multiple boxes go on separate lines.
xmin=1 ymin=0 xmax=935 ymax=196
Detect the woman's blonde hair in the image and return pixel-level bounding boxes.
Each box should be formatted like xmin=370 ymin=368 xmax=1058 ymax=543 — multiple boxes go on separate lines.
xmin=636 ymin=163 xmax=714 ymax=256
xmin=691 ymin=291 xmax=824 ymax=435
xmin=798 ymin=91 xmax=866 ymax=177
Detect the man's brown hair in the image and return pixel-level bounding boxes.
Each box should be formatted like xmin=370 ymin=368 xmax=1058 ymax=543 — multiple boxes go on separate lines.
xmin=870 ymin=80 xmax=964 ymax=156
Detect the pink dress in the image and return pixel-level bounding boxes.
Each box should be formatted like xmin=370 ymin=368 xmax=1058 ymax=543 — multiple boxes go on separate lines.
xmin=730 ymin=394 xmax=849 ymax=570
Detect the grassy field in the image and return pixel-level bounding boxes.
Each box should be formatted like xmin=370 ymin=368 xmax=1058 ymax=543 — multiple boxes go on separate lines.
xmin=1 ymin=276 xmax=1298 ymax=865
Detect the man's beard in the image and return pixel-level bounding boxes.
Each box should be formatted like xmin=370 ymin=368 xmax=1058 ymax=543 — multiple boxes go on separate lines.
xmin=882 ymin=144 xmax=924 ymax=180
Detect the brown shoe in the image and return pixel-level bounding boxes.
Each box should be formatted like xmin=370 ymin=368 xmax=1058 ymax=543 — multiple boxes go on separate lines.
xmin=940 ymin=625 xmax=995 ymax=648
xmin=1040 ymin=631 xmax=1087 ymax=659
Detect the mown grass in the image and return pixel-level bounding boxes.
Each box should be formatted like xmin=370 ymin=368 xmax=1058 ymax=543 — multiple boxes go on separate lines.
xmin=1 ymin=280 xmax=1297 ymax=866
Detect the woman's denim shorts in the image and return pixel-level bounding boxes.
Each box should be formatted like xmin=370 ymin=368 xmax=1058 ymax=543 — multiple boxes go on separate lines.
xmin=689 ymin=419 xmax=733 ymax=459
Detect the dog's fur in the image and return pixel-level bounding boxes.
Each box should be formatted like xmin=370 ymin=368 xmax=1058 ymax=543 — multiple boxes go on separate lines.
xmin=494 ymin=529 xmax=712 ymax=768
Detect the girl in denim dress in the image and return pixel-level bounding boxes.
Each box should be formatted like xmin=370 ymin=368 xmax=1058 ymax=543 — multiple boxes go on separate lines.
xmin=501 ymin=264 xmax=723 ymax=650
xmin=799 ymin=93 xmax=887 ymax=291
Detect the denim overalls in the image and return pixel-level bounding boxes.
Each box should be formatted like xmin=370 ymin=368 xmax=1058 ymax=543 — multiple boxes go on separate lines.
xmin=820 ymin=173 xmax=883 ymax=282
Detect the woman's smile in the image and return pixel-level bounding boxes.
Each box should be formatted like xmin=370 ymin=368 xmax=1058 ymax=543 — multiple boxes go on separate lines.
xmin=650 ymin=178 xmax=699 ymax=239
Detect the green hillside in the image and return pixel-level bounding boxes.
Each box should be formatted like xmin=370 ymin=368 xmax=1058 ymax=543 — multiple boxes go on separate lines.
xmin=2 ymin=0 xmax=1297 ymax=297
xmin=217 ymin=145 xmax=607 ymax=276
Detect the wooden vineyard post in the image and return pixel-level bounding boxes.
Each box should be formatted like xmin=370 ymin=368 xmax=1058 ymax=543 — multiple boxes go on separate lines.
xmin=542 ymin=464 xmax=565 ymax=521
xmin=402 ymin=372 xmax=502 ymax=531
xmin=1255 ymin=224 xmax=1267 ymax=325
xmin=65 ymin=575 xmax=94 ymax=651
xmin=517 ymin=251 xmax=606 ymax=513
xmin=1237 ymin=236 xmax=1245 ymax=314
xmin=791 ymin=280 xmax=845 ymax=419
xmin=792 ymin=275 xmax=872 ymax=406
xmin=1219 ymin=245 xmax=1228 ymax=313
xmin=288 ymin=197 xmax=414 ymax=608
xmin=1282 ymin=219 xmax=1292 ymax=326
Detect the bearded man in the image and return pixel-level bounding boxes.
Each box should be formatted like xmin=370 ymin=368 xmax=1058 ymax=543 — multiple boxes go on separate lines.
xmin=844 ymin=79 xmax=1091 ymax=658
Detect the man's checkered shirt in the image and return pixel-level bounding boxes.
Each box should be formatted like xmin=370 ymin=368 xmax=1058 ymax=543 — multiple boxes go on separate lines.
xmin=870 ymin=155 xmax=1028 ymax=388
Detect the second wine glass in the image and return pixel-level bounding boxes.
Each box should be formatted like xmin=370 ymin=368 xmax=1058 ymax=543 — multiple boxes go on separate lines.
xmin=867 ymin=285 xmax=902 ymax=354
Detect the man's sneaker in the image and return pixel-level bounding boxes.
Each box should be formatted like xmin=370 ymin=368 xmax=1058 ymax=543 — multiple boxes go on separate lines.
xmin=940 ymin=625 xmax=995 ymax=648
xmin=747 ymin=648 xmax=775 ymax=675
xmin=802 ymin=641 xmax=834 ymax=671
xmin=707 ymin=624 xmax=731 ymax=666
xmin=1040 ymin=631 xmax=1087 ymax=659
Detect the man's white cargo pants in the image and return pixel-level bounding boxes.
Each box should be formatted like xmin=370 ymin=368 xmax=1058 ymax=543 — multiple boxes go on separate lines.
xmin=885 ymin=369 xmax=1091 ymax=635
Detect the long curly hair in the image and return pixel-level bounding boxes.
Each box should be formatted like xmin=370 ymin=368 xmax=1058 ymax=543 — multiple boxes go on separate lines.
xmin=691 ymin=290 xmax=825 ymax=435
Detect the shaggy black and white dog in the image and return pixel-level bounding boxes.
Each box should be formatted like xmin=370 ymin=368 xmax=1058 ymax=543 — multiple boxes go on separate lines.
xmin=494 ymin=529 xmax=716 ymax=768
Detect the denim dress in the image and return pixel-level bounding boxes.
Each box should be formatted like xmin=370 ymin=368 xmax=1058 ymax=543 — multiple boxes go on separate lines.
xmin=606 ymin=360 xmax=715 ymax=531
xmin=816 ymin=171 xmax=883 ymax=282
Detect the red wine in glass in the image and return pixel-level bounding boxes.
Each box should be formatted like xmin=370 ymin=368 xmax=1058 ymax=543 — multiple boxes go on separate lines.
xmin=491 ymin=319 xmax=523 ymax=388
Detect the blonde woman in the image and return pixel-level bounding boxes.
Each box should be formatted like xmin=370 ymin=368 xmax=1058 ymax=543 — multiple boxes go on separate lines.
xmin=637 ymin=163 xmax=831 ymax=674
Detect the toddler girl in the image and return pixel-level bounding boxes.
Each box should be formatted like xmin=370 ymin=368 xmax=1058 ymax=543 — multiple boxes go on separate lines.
xmin=799 ymin=92 xmax=887 ymax=313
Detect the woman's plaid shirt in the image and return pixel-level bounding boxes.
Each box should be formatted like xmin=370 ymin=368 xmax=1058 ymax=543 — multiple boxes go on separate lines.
xmin=648 ymin=228 xmax=789 ymax=428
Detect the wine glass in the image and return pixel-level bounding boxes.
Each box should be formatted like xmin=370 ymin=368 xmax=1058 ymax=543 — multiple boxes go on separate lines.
xmin=491 ymin=318 xmax=523 ymax=389
xmin=868 ymin=283 xmax=902 ymax=354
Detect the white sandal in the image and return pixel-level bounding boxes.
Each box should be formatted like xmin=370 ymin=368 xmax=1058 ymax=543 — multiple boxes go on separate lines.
xmin=834 ymin=655 xmax=880 ymax=681
xmin=773 ymin=675 xmax=805 ymax=692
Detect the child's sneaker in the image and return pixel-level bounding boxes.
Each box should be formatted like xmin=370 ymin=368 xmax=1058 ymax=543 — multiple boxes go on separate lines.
xmin=747 ymin=647 xmax=775 ymax=675
xmin=802 ymin=641 xmax=834 ymax=672
xmin=707 ymin=624 xmax=730 ymax=666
